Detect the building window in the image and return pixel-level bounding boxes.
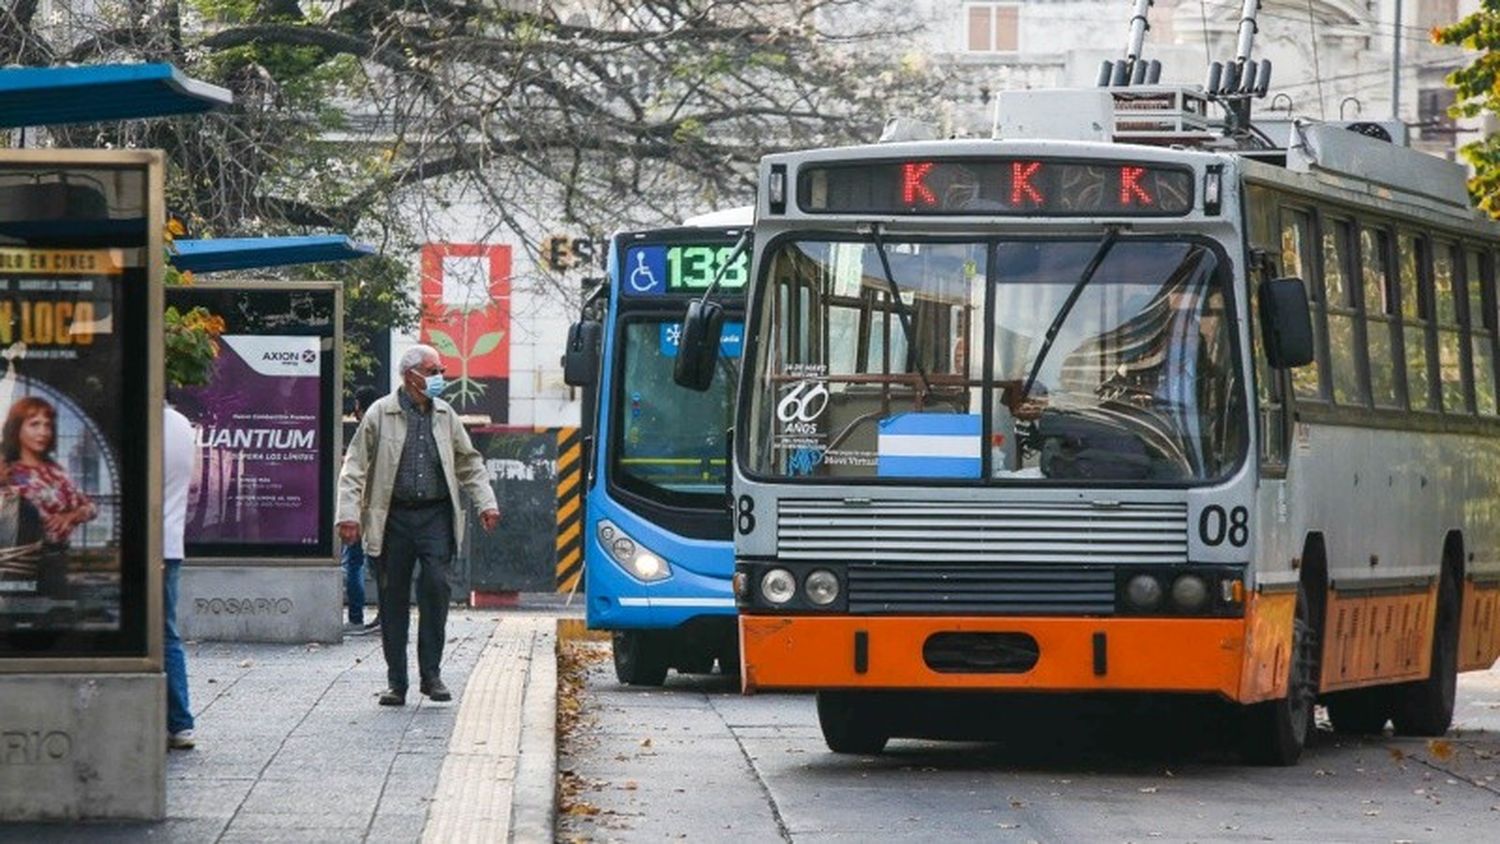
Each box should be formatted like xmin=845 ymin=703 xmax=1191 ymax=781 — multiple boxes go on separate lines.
xmin=966 ymin=3 xmax=1020 ymax=53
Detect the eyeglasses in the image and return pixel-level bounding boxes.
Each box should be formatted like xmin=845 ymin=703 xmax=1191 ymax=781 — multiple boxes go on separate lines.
xmin=413 ymin=364 xmax=446 ymax=376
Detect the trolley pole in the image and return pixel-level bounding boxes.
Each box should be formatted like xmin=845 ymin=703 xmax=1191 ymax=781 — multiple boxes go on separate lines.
xmin=1392 ymin=0 xmax=1403 ymax=118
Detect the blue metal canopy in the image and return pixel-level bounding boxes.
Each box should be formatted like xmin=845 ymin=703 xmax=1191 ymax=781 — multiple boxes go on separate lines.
xmin=0 ymin=63 xmax=232 ymax=128
xmin=171 ymin=236 xmax=375 ymax=273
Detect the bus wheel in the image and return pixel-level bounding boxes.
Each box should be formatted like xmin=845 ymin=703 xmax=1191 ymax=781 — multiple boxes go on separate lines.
xmin=816 ymin=691 xmax=890 ymax=755
xmin=1391 ymin=568 xmax=1460 ymax=737
xmin=1243 ymin=580 xmax=1319 ymax=766
xmin=613 ymin=631 xmax=669 ymax=686
xmin=1325 ymin=690 xmax=1390 ymax=735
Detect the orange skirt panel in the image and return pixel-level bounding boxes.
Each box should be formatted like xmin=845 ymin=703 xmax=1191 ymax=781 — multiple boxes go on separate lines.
xmin=738 ymin=614 xmax=1248 ymax=700
xmin=1318 ymin=585 xmax=1435 ymax=693
xmin=1459 ymin=579 xmax=1500 ymax=672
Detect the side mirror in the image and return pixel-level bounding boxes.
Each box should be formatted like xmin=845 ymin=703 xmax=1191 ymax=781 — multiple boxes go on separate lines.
xmin=562 ymin=320 xmax=602 ymax=387
xmin=672 ymin=299 xmax=725 ymax=392
xmin=1258 ymin=277 xmax=1315 ymax=369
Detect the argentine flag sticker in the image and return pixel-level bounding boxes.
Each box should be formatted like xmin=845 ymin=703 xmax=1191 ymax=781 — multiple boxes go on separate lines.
xmin=876 ymin=413 xmax=982 ymax=479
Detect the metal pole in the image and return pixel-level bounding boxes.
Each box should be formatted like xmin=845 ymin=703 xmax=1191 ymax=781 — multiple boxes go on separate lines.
xmin=1125 ymin=0 xmax=1155 ymax=64
xmin=1392 ymin=0 xmax=1403 ymax=118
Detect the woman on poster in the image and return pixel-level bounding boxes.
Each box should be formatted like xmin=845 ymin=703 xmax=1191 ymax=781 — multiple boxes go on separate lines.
xmin=3 ymin=396 xmax=98 ymax=547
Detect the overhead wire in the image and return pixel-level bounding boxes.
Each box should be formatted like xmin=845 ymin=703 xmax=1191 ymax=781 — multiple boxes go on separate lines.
xmin=1306 ymin=0 xmax=1328 ymax=119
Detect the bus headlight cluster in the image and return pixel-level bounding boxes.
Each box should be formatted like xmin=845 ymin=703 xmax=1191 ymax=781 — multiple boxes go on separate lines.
xmin=1120 ymin=568 xmax=1244 ymax=616
xmin=754 ymin=567 xmax=841 ymax=607
xmin=596 ymin=519 xmax=671 ymax=582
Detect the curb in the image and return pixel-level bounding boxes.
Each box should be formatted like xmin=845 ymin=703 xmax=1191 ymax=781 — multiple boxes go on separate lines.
xmin=508 ymin=620 xmax=559 ymax=843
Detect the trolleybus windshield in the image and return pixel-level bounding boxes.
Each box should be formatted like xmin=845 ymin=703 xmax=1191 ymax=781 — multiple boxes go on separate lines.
xmin=745 ymin=236 xmax=1246 ymax=483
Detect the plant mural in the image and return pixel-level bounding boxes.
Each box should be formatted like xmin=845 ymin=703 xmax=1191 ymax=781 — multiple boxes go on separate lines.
xmin=419 ymin=244 xmax=512 ymax=422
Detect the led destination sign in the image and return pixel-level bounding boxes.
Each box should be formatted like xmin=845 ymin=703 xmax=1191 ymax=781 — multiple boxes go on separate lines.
xmin=622 ymin=243 xmax=748 ymax=296
xmin=799 ymin=159 xmax=1195 ymax=216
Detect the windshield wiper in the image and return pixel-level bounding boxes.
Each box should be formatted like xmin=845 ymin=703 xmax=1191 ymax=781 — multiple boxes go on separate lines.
xmin=866 ymin=224 xmax=932 ymax=400
xmin=1018 ymin=230 xmax=1120 ymax=404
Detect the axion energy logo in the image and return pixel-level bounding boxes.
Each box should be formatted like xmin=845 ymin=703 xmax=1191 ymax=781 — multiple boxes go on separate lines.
xmin=176 ymin=335 xmax=323 ymax=546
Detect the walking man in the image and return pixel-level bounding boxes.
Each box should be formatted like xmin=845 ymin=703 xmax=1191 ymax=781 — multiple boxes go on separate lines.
xmin=336 ymin=345 xmax=499 ymax=705
xmin=163 ymin=401 xmax=196 ymax=748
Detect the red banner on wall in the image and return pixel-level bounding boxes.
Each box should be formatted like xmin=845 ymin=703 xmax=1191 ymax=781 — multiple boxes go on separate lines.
xmin=419 ymin=244 xmax=512 ymax=422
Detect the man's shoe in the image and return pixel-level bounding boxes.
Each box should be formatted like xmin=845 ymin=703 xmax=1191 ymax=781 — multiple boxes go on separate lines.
xmin=378 ymin=688 xmax=406 ymax=706
xmin=363 ymin=617 xmax=381 ymax=632
xmin=420 ymin=679 xmax=452 ymax=702
xmin=168 ymin=729 xmax=196 ymax=750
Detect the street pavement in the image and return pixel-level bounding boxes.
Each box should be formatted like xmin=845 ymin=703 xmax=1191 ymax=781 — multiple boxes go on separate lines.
xmin=558 ymin=650 xmax=1500 ymax=842
xmin=0 ymin=610 xmax=560 ymax=843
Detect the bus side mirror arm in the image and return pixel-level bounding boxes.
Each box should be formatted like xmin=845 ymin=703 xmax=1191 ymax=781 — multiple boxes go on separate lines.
xmin=1258 ymin=277 xmax=1315 ymax=369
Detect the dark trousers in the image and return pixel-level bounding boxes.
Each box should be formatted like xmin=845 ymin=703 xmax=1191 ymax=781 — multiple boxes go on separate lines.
xmin=373 ymin=502 xmax=454 ymax=692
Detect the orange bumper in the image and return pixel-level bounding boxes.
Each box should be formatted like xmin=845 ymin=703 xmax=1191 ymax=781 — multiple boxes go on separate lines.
xmin=739 ymin=614 xmax=1250 ymax=700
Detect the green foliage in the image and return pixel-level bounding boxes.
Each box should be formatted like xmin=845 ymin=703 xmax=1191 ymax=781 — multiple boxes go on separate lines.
xmin=163 ymin=306 xmax=226 ymax=389
xmin=1435 ymin=3 xmax=1500 ymax=216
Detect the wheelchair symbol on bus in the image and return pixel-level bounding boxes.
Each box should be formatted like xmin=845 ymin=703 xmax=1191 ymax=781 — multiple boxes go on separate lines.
xmin=628 ymin=251 xmax=661 ymax=293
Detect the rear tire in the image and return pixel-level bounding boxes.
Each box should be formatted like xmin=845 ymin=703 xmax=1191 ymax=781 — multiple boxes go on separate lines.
xmin=816 ymin=691 xmax=890 ymax=755
xmin=613 ymin=631 xmax=669 ymax=687
xmin=1325 ymin=689 xmax=1390 ymax=735
xmin=1391 ymin=568 xmax=1460 ymax=737
xmin=1242 ymin=580 xmax=1319 ymax=766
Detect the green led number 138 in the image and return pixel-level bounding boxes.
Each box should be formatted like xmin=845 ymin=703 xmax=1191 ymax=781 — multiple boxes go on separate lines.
xmin=666 ymin=245 xmax=748 ymax=290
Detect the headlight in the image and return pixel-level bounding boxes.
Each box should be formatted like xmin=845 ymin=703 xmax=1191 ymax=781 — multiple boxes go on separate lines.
xmin=595 ymin=519 xmax=671 ymax=582
xmin=1125 ymin=574 xmax=1163 ymax=610
xmin=805 ymin=569 xmax=840 ymax=606
xmin=761 ymin=568 xmax=796 ymax=604
xmin=1172 ymin=574 xmax=1208 ymax=611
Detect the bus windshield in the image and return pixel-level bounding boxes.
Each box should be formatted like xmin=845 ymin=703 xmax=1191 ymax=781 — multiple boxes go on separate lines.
xmin=612 ymin=316 xmax=740 ymax=506
xmin=745 ymin=236 xmax=1246 ymax=483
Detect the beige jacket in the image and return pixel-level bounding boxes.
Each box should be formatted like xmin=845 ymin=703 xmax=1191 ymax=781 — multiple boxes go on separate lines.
xmin=336 ymin=389 xmax=498 ymax=558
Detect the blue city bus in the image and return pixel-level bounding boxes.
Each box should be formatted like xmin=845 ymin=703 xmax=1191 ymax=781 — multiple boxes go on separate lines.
xmin=565 ymin=210 xmax=750 ymax=685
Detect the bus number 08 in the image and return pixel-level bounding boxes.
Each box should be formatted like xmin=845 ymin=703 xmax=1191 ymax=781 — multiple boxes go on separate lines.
xmin=1198 ymin=505 xmax=1248 ymax=548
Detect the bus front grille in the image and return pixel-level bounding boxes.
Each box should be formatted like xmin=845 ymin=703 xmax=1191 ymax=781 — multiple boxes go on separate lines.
xmin=776 ymin=499 xmax=1188 ymax=565
xmin=846 ymin=563 xmax=1117 ymax=615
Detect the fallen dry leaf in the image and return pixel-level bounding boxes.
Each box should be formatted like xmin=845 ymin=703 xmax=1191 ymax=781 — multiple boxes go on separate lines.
xmin=640 ymin=738 xmax=653 ymax=748
xmin=1427 ymin=739 xmax=1456 ymax=761
xmin=1139 ymin=787 xmax=1159 ymax=794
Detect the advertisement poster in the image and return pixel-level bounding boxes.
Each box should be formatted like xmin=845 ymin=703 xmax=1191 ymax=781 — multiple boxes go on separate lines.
xmin=166 ymin=285 xmax=336 ymax=559
xmin=175 ymin=335 xmax=322 ymax=547
xmin=419 ymin=243 xmax=511 ymax=423
xmin=0 ymin=247 xmax=127 ymax=635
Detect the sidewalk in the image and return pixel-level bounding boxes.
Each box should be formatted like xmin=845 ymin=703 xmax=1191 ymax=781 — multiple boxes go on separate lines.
xmin=2 ymin=610 xmax=562 ymax=843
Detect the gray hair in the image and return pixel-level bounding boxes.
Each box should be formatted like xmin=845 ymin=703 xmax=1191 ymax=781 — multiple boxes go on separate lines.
xmin=399 ymin=344 xmax=439 ymax=374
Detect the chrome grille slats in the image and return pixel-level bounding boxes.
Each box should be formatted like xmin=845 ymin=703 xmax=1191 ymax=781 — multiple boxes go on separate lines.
xmin=776 ymin=499 xmax=1188 ymax=565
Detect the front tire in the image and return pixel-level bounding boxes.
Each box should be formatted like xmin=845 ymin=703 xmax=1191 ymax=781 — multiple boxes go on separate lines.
xmin=816 ymin=691 xmax=890 ymax=755
xmin=1391 ymin=569 xmax=1460 ymax=737
xmin=613 ymin=631 xmax=669 ymax=687
xmin=1242 ymin=580 xmax=1319 ymax=766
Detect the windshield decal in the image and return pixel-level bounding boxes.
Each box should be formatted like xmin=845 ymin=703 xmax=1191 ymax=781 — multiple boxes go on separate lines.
xmin=876 ymin=413 xmax=982 ymax=478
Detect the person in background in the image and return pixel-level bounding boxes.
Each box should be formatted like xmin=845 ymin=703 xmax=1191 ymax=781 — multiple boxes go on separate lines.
xmin=163 ymin=401 xmax=196 ymax=749
xmin=336 ymin=345 xmax=499 ymax=706
xmin=343 ymin=386 xmax=382 ymax=634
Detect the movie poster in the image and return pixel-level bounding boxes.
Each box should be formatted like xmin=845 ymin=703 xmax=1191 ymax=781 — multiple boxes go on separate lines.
xmin=0 ymin=247 xmax=127 ymax=634
xmin=175 ymin=335 xmax=322 ymax=547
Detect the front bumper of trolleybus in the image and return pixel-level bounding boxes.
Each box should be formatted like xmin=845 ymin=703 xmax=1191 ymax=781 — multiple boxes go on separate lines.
xmin=734 ymin=587 xmax=1297 ymax=704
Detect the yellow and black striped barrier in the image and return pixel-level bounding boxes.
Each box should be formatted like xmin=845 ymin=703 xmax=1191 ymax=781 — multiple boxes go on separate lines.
xmin=552 ymin=426 xmax=584 ymax=593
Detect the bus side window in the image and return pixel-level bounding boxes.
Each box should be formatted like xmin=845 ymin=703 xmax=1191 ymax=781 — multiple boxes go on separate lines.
xmin=1360 ymin=225 xmax=1402 ymax=408
xmin=1433 ymin=241 xmax=1467 ymax=413
xmin=1281 ymin=208 xmax=1325 ymax=400
xmin=1471 ymin=249 xmax=1498 ymax=415
xmin=1322 ymin=218 xmax=1367 ymax=405
xmin=1249 ymin=251 xmax=1288 ymax=471
xmin=1399 ymin=231 xmax=1436 ymax=411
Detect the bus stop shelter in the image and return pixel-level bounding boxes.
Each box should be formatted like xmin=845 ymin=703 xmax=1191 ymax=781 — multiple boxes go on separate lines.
xmin=0 ymin=63 xmax=231 ymax=128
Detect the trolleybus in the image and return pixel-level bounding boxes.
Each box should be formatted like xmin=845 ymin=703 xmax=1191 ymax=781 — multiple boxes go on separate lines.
xmin=566 ymin=211 xmax=750 ymax=685
xmin=675 ymin=94 xmax=1500 ymax=763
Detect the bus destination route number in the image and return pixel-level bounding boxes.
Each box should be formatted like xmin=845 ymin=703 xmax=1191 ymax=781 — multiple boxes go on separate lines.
xmin=799 ymin=158 xmax=1194 ymax=216
xmin=623 ymin=243 xmax=748 ymax=295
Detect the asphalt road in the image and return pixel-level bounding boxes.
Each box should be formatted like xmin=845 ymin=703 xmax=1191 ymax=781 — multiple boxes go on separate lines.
xmin=558 ymin=649 xmax=1500 ymax=842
